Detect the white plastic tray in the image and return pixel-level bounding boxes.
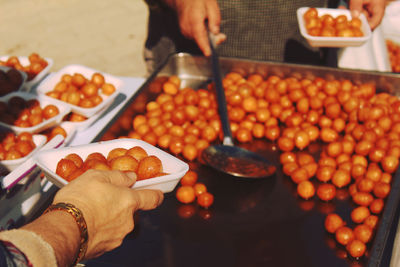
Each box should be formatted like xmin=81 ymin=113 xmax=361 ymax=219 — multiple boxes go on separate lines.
xmin=61 ymin=99 xmax=114 ymax=133
xmin=0 ymin=66 xmax=28 ymax=95
xmin=40 ymin=121 xmax=78 ymax=148
xmin=0 ymin=76 xmax=146 ymax=230
xmin=0 ymin=56 xmax=53 ymax=91
xmin=0 ymin=92 xmax=71 ymax=134
xmin=62 ymin=112 xmax=102 ymax=133
xmin=1 ymin=135 xmax=65 ymax=191
xmin=54 ymin=121 xmax=78 ymax=146
xmin=36 ymin=64 xmax=123 ymax=117
xmin=0 ymin=134 xmax=47 ymax=172
xmin=297 ymin=7 xmax=372 ymax=47
xmin=34 ymin=138 xmax=189 ymax=193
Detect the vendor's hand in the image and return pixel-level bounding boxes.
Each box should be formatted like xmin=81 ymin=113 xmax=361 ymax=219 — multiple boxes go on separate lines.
xmin=346 ymin=0 xmax=386 ymax=30
xmin=173 ymin=0 xmax=221 ymax=56
xmin=53 ymin=169 xmax=164 ymax=259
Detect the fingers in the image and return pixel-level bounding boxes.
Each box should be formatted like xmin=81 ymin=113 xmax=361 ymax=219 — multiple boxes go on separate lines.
xmin=349 ymin=0 xmax=363 ymax=18
xmin=122 ymin=171 xmax=138 ymax=186
xmin=193 ymin=0 xmax=221 ymax=57
xmin=193 ymin=24 xmax=211 ymax=57
xmin=214 ymin=33 xmax=227 ymax=45
xmin=175 ymin=0 xmax=221 ymax=57
xmin=178 ymin=11 xmax=211 ymax=57
xmin=131 ymin=189 xmax=164 ymax=211
xmin=367 ymin=0 xmax=385 ymax=30
xmin=93 ymin=169 xmax=137 ymax=188
xmin=206 ymin=0 xmax=221 ymax=34
xmin=349 ymin=0 xmax=386 ymax=30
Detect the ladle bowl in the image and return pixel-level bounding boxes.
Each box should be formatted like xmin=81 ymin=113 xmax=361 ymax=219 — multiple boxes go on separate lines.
xmin=202 ymin=144 xmax=276 ymax=178
xmin=201 ymin=32 xmax=277 ymax=179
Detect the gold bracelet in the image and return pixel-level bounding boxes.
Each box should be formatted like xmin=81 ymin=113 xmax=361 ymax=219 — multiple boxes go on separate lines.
xmin=44 ymin=202 xmax=88 ymax=266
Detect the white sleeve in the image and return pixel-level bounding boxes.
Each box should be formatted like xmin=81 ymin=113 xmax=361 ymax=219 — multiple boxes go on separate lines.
xmin=0 ymin=229 xmax=58 ymax=267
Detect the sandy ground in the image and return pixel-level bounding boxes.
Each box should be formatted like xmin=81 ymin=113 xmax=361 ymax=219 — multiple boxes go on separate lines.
xmin=0 ymin=0 xmax=149 ymax=77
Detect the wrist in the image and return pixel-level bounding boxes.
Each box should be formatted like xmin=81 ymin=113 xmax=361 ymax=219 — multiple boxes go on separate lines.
xmin=44 ymin=203 xmax=88 ymax=266
xmin=22 ymin=209 xmax=81 ymax=267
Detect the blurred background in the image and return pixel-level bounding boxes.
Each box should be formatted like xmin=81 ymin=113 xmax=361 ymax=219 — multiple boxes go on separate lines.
xmin=0 ymin=0 xmax=148 ymax=78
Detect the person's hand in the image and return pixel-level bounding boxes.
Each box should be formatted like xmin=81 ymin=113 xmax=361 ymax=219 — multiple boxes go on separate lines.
xmin=173 ymin=0 xmax=221 ymax=56
xmin=346 ymin=0 xmax=386 ymax=30
xmin=53 ymin=169 xmax=164 ymax=259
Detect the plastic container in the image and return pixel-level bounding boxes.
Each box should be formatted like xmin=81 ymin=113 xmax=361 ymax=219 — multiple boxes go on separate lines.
xmin=40 ymin=121 xmax=78 ymax=147
xmin=0 ymin=92 xmax=71 ymax=134
xmin=62 ymin=112 xmax=103 ymax=133
xmin=36 ymin=64 xmax=123 ymax=117
xmin=297 ymin=7 xmax=372 ymax=47
xmin=0 ymin=134 xmax=65 ymax=191
xmin=56 ymin=121 xmax=78 ymax=146
xmin=61 ymin=99 xmax=114 ymax=133
xmin=34 ymin=138 xmax=189 ymax=193
xmin=0 ymin=134 xmax=47 ymax=172
xmin=0 ymin=56 xmax=53 ymax=91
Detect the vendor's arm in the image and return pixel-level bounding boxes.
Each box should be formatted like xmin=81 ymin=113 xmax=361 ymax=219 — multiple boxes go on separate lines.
xmin=160 ymin=0 xmax=221 ymax=56
xmin=0 ymin=170 xmax=163 ymax=267
xmin=20 ymin=209 xmax=81 ymax=267
xmin=348 ymin=0 xmax=386 ymax=29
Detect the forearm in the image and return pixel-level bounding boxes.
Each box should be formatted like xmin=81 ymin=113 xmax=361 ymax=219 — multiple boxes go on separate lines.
xmin=22 ymin=211 xmax=80 ymax=267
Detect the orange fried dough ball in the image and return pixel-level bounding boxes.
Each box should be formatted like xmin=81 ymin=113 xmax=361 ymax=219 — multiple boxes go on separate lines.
xmin=325 ymin=213 xmax=344 ymax=234
xmin=110 ymin=155 xmax=139 ymax=172
xmin=137 ymin=155 xmax=163 ymax=180
xmin=297 ymin=180 xmax=315 ymax=199
xmin=56 ymin=158 xmax=78 ymax=180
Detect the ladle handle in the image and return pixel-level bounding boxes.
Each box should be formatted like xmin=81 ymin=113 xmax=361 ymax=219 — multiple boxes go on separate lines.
xmin=209 ymin=32 xmax=234 ymax=146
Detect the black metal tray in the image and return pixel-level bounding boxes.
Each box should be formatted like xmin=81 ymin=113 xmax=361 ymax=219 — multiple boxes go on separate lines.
xmin=88 ymin=53 xmax=400 ymax=267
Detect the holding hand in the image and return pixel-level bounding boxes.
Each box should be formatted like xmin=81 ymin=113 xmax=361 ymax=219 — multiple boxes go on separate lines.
xmin=346 ymin=0 xmax=386 ymax=29
xmin=53 ymin=169 xmax=164 ymax=259
xmin=22 ymin=169 xmax=163 ymax=266
xmin=171 ymin=0 xmax=221 ymax=56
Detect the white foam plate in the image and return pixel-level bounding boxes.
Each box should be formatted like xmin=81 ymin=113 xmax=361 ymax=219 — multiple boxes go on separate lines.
xmin=0 ymin=92 xmax=71 ymax=134
xmin=36 ymin=64 xmax=123 ymax=117
xmin=1 ymin=134 xmax=65 ymax=190
xmin=61 ymin=99 xmax=114 ymax=133
xmin=34 ymin=138 xmax=189 ymax=193
xmin=0 ymin=56 xmax=53 ymax=91
xmin=297 ymin=7 xmax=372 ymax=47
xmin=0 ymin=66 xmax=28 ymax=96
xmin=56 ymin=121 xmax=78 ymax=146
xmin=41 ymin=121 xmax=78 ymax=147
xmin=62 ymin=112 xmax=101 ymax=133
xmin=0 ymin=134 xmax=47 ymax=172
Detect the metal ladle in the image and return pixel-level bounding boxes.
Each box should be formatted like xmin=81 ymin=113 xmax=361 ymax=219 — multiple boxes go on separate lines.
xmin=201 ymin=33 xmax=277 ymax=178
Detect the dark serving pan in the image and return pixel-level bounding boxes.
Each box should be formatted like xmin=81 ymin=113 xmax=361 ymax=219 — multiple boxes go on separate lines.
xmin=89 ymin=53 xmax=400 ymax=267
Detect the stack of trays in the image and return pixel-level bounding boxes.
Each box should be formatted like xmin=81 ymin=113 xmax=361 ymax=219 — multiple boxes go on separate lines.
xmin=0 ymin=55 xmax=53 ymax=92
xmin=36 ymin=64 xmax=123 ymax=122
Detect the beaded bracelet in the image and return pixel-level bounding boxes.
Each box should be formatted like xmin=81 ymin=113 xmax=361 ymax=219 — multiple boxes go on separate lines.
xmin=44 ymin=202 xmax=88 ymax=266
